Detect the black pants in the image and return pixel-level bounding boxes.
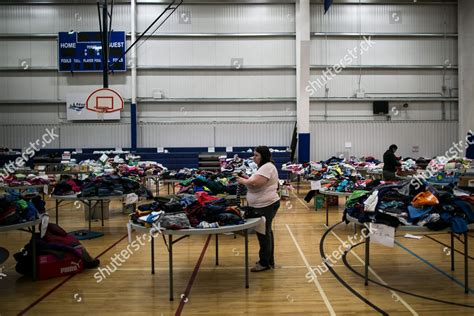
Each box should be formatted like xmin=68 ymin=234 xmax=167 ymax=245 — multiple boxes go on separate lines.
xmin=383 ymin=170 xmax=398 ymax=181
xmin=255 ymin=201 xmax=280 ymax=267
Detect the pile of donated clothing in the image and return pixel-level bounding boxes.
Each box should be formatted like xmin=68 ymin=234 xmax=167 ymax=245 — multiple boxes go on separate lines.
xmin=343 ymin=179 xmax=474 ymax=233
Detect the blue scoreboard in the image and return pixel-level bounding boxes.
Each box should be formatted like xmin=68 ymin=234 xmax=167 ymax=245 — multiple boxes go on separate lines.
xmin=58 ymin=31 xmax=126 ymax=72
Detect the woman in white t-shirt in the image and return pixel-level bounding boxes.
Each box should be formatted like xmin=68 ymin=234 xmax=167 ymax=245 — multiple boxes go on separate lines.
xmin=236 ymin=146 xmax=280 ymax=272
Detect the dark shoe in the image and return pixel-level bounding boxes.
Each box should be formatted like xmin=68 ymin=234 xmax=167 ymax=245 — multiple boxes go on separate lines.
xmin=251 ymin=263 xmax=270 ymax=272
xmin=84 ymin=258 xmax=100 ymax=269
xmin=256 ymin=261 xmax=275 ymax=269
xmin=0 ymin=247 xmax=9 ymax=265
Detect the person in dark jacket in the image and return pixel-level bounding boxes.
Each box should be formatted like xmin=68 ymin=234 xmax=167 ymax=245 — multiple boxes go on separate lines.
xmin=383 ymin=144 xmax=401 ymax=181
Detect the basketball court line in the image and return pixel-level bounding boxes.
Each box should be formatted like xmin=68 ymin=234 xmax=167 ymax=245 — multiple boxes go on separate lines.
xmin=286 ymin=224 xmax=336 ymax=316
xmin=114 ymin=264 xmax=364 ymax=272
xmin=17 ymin=233 xmax=129 ymax=315
xmin=394 ymin=240 xmax=474 ymax=294
xmin=175 ymin=235 xmax=212 ymax=316
xmin=290 ymin=192 xmax=418 ymax=315
xmin=330 ymin=231 xmax=419 ymax=315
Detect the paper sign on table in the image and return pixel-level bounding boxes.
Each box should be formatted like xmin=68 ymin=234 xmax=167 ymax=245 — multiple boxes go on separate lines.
xmin=226 ymin=147 xmax=233 ymax=152
xmin=99 ymin=154 xmax=109 ymax=164
xmin=157 ymin=147 xmax=164 ymax=153
xmin=369 ymin=223 xmax=395 ymax=247
xmin=208 ymin=147 xmax=215 ymax=153
xmin=310 ymin=180 xmax=322 ymax=191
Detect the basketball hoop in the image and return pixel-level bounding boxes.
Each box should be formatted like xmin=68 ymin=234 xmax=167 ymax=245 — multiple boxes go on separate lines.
xmin=86 ymin=88 xmax=124 ymax=120
xmin=96 ymin=108 xmax=106 ymax=121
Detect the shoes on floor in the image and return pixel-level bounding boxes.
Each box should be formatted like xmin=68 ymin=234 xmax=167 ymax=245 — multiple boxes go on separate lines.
xmin=256 ymin=261 xmax=275 ymax=269
xmin=251 ymin=262 xmax=271 ymax=272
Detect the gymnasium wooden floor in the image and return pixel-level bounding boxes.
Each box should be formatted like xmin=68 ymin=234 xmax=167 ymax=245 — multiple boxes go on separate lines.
xmin=0 ymin=183 xmax=473 ymax=315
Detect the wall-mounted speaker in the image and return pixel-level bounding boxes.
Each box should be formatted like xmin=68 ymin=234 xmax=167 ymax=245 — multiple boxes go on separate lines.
xmin=373 ymin=101 xmax=389 ymax=114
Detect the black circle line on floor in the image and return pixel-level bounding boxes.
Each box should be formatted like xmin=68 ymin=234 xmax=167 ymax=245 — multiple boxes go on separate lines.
xmin=320 ymin=221 xmax=389 ymax=316
xmin=342 ymin=241 xmax=474 ymax=308
xmin=424 ymin=235 xmax=474 ymax=260
xmin=175 ymin=235 xmax=212 ymax=316
xmin=17 ymin=233 xmax=129 ymax=316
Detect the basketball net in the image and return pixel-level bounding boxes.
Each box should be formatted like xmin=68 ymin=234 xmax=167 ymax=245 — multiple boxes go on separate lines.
xmin=97 ymin=108 xmax=106 ymax=121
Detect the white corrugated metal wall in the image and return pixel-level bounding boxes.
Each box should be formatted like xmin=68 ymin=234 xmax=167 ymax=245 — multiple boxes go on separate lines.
xmin=308 ymin=1 xmax=458 ymax=160
xmin=0 ymin=1 xmax=460 ymax=159
xmin=310 ymin=120 xmax=458 ymax=161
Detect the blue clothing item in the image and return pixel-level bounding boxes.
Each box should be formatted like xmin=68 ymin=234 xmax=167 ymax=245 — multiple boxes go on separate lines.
xmin=193 ymin=186 xmax=206 ymax=192
xmin=379 ymin=201 xmax=405 ymax=210
xmin=450 ymin=216 xmax=468 ymax=234
xmin=145 ymin=211 xmax=164 ymax=224
xmin=438 ymin=212 xmax=468 ymax=233
xmin=26 ymin=201 xmax=38 ymax=221
xmin=440 ymin=212 xmax=452 ymax=223
xmin=179 ymin=195 xmax=197 ymax=208
xmin=336 ymin=179 xmax=349 ymax=192
xmin=453 ymin=199 xmax=474 ymax=223
xmin=407 ymin=205 xmax=433 ymax=219
xmin=5 ymin=189 xmax=21 ymax=201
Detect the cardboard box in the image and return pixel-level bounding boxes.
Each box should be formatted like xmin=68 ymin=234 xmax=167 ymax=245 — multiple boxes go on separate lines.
xmin=458 ymin=175 xmax=474 ymax=188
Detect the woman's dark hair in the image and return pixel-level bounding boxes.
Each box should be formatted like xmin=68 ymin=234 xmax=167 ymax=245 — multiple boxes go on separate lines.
xmin=389 ymin=144 xmax=398 ymax=152
xmin=255 ymin=146 xmax=274 ymax=168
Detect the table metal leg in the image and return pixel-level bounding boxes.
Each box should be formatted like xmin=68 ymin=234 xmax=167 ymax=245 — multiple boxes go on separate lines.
xmin=245 ymin=229 xmax=249 ymax=289
xmin=451 ymin=232 xmax=455 ymax=271
xmin=32 ymin=224 xmax=37 ymax=281
xmin=215 ymin=234 xmax=219 ymax=266
xmin=55 ymin=200 xmax=59 ymax=225
xmin=464 ymin=232 xmax=469 ymax=294
xmin=101 ymin=200 xmax=104 ymax=227
xmin=297 ymin=175 xmax=300 ymax=195
xmin=365 ymin=235 xmax=370 ymax=286
xmin=88 ymin=201 xmax=92 ymax=232
xmin=325 ymin=198 xmax=329 ymax=227
xmin=169 ymin=234 xmax=173 ymax=301
xmin=151 ymin=236 xmax=155 ymax=275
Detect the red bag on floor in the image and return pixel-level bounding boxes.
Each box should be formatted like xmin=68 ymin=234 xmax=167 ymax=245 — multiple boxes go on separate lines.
xmin=37 ymin=251 xmax=84 ymax=280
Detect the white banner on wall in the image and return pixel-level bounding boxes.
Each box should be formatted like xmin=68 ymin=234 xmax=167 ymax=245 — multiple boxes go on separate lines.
xmin=66 ymin=93 xmax=120 ymax=121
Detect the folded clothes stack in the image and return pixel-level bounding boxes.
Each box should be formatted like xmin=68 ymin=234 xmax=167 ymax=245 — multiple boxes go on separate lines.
xmin=0 ymin=174 xmax=50 ymax=187
xmin=344 ymin=180 xmax=474 ymax=233
xmin=130 ymin=191 xmax=244 ymax=229
xmin=300 ymin=161 xmax=369 ymax=192
xmin=52 ymin=175 xmax=152 ymax=198
xmin=0 ymin=192 xmax=46 ymax=226
xmin=176 ymin=173 xmax=244 ymax=196
xmin=221 ymin=155 xmax=258 ymax=176
xmin=282 ymin=163 xmax=304 ymax=175
xmin=77 ymin=158 xmax=168 ymax=178
xmin=160 ymin=168 xmax=198 ymax=180
xmin=115 ymin=161 xmax=168 ymax=178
